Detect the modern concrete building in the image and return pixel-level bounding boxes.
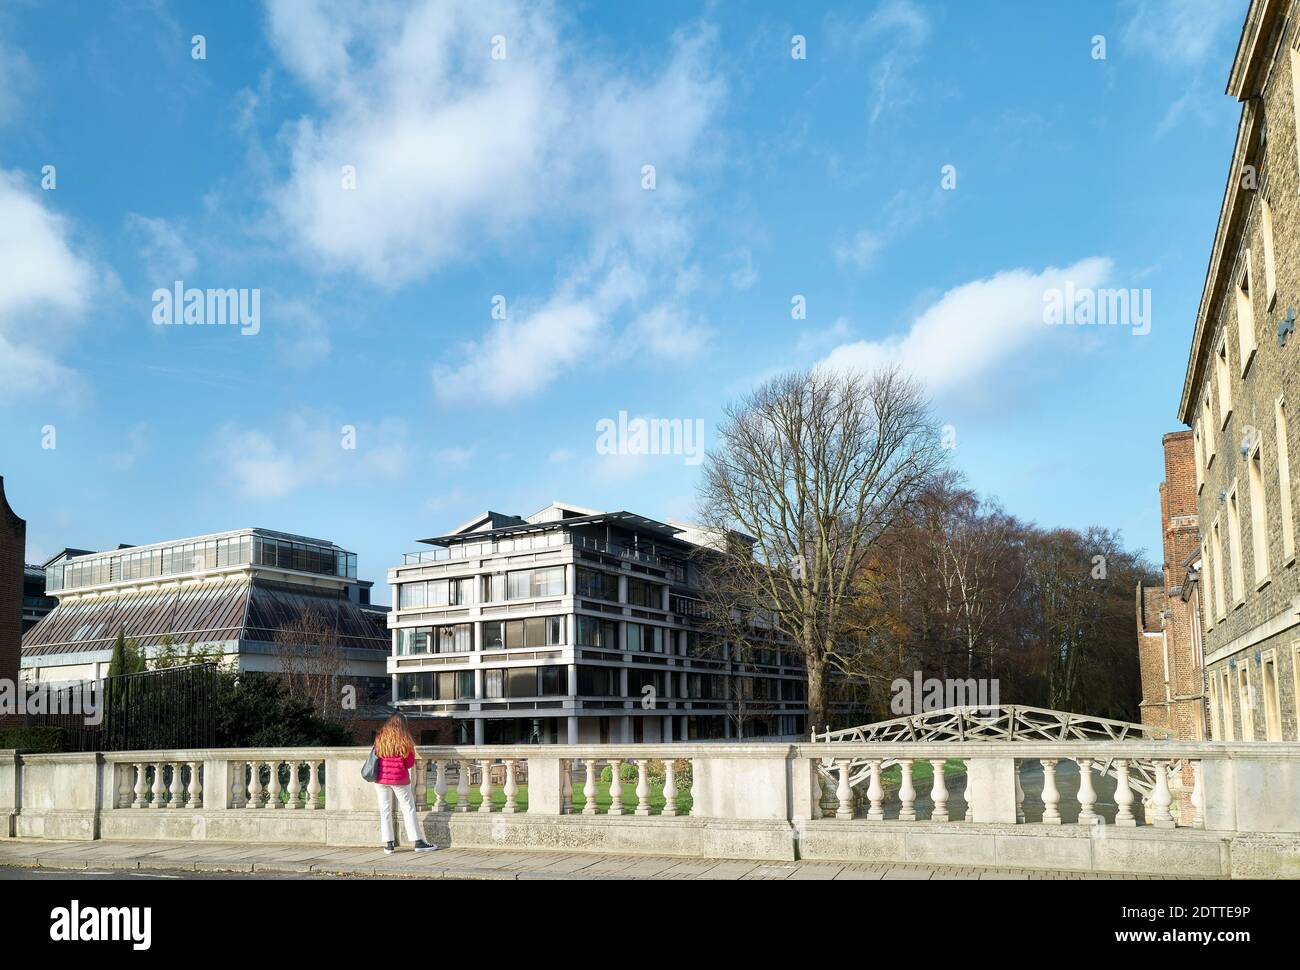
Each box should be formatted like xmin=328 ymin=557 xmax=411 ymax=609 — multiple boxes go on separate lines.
xmin=20 ymin=528 xmax=390 ymax=705
xmin=1136 ymin=432 xmax=1208 ymax=739
xmin=1179 ymin=0 xmax=1300 ymax=742
xmin=387 ymin=501 xmax=809 ymax=744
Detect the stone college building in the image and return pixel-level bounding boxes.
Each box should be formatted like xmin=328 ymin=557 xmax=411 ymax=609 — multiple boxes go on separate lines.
xmin=1173 ymin=0 xmax=1300 ymax=743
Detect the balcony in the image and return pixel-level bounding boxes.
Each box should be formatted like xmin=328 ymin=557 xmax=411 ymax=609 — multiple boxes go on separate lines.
xmin=402 ymin=532 xmax=665 ymax=567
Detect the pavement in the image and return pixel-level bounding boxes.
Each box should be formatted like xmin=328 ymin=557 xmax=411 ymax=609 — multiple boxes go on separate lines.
xmin=0 ymin=838 xmax=1189 ymax=880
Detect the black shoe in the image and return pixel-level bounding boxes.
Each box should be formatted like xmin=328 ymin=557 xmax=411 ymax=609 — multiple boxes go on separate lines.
xmin=383 ymin=841 xmax=396 ymax=855
xmin=413 ymin=840 xmax=437 ymax=852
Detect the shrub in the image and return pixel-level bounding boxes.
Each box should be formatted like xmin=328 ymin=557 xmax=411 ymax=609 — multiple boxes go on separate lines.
xmin=0 ymin=725 xmax=65 ymax=753
xmin=599 ymin=759 xmax=692 ymax=789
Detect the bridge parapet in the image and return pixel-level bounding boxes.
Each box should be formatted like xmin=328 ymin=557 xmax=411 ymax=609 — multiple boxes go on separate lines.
xmin=2 ymin=740 xmax=1297 ymax=877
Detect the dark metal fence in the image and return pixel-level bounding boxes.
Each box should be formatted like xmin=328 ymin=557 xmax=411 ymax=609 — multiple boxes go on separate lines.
xmin=26 ymin=663 xmax=218 ymax=752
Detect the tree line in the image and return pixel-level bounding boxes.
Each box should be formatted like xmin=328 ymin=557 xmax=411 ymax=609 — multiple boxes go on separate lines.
xmin=695 ymin=367 xmax=1157 ymax=731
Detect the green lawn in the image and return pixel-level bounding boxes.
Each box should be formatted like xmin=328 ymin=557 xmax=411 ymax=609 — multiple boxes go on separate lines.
xmin=423 ymin=778 xmax=693 ymax=814
xmin=879 ymin=758 xmax=966 ymax=788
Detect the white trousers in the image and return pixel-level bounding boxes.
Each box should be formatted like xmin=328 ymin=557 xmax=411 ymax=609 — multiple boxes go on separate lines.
xmin=375 ymin=783 xmax=422 ymax=844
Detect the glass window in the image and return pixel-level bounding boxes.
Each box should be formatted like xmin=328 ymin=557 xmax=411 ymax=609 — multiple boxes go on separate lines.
xmin=484 ymin=670 xmax=503 ymax=699
xmin=539 ymin=666 xmax=565 ymax=696
xmin=483 ymin=621 xmax=504 ymax=651
xmin=507 ymin=667 xmax=538 ymax=698
xmin=398 ymin=582 xmax=427 ymax=609
xmin=576 ymin=567 xmax=619 ymax=601
xmin=577 ymin=616 xmax=618 ymax=648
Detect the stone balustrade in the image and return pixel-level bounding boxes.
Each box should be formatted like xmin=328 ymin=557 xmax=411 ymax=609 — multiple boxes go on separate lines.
xmin=1 ymin=741 xmax=1297 ymax=877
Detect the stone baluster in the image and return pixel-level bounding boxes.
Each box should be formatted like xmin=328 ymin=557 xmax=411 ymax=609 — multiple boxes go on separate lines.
xmin=503 ymin=760 xmax=519 ymax=814
xmin=286 ymin=761 xmax=301 ymax=810
xmin=1191 ymin=761 xmax=1204 ymax=829
xmin=689 ymin=759 xmax=702 ymax=817
xmin=456 ymin=760 xmax=471 ymax=813
xmin=662 ymin=760 xmax=678 ymax=817
xmin=267 ymin=760 xmax=283 ymax=810
xmin=835 ymin=759 xmax=853 ymax=819
xmin=246 ymin=761 xmax=262 ymax=809
xmin=230 ymin=762 xmax=246 ymax=809
xmin=1149 ymin=760 xmax=1175 ymax=829
xmin=818 ymin=763 xmax=838 ymax=817
xmin=963 ymin=762 xmax=972 ymax=822
xmin=561 ymin=761 xmax=574 ymax=815
xmin=866 ymin=760 xmax=884 ymax=821
xmin=930 ymin=758 xmax=948 ymax=822
xmin=413 ymin=759 xmax=428 ymax=809
xmin=133 ymin=763 xmax=148 ymax=809
xmin=1014 ymin=760 xmax=1025 ymax=823
xmin=1114 ymin=759 xmax=1136 ymax=827
xmin=608 ymin=760 xmax=625 ymax=816
xmin=1076 ymin=758 xmax=1100 ymax=825
xmin=151 ymin=761 xmax=165 ymax=809
xmin=478 ymin=760 xmax=493 ymax=813
xmin=305 ymin=761 xmax=321 ymax=811
xmin=168 ymin=763 xmax=185 ymax=808
xmin=898 ymin=760 xmax=917 ymax=821
xmin=582 ymin=759 xmax=598 ymax=815
xmin=1041 ymin=759 xmax=1061 ymax=824
xmin=434 ymin=761 xmax=449 ymax=812
xmin=116 ymin=764 xmax=132 ymax=808
xmin=635 ymin=760 xmax=651 ymax=816
xmin=189 ymin=762 xmax=202 ymax=810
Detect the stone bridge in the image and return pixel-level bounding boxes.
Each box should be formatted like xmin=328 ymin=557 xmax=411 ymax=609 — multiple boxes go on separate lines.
xmin=2 ymin=710 xmax=1297 ymax=878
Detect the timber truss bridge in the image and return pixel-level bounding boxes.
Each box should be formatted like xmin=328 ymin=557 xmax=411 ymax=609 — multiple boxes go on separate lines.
xmin=812 ymin=704 xmax=1176 ymax=797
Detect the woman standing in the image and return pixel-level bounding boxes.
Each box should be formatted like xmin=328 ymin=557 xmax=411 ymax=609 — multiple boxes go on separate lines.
xmin=372 ymin=714 xmax=437 ymax=854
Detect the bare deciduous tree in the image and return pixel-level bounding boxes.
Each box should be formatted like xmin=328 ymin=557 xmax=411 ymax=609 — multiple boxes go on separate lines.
xmin=695 ymin=366 xmax=945 ymax=730
xmin=275 ymin=607 xmax=347 ymax=720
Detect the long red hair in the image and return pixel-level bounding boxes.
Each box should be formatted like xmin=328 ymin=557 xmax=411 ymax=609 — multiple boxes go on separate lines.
xmin=374 ymin=714 xmax=414 ymax=758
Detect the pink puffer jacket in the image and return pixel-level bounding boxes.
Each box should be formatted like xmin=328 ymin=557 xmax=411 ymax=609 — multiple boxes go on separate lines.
xmin=375 ymin=748 xmax=415 ymax=786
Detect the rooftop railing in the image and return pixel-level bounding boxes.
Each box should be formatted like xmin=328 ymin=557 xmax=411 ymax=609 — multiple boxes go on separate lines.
xmin=401 ymin=532 xmax=666 ymax=567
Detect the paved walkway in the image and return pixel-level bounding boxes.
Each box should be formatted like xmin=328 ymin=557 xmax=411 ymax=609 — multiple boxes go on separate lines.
xmin=0 ymin=839 xmax=1184 ymax=880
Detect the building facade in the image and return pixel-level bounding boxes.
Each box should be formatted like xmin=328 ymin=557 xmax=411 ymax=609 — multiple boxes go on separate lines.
xmin=0 ymin=478 xmax=26 ymax=729
xmin=22 ymin=564 xmax=56 ymax=633
xmin=1179 ymin=0 xmax=1300 ymax=743
xmin=21 ymin=528 xmax=390 ymax=709
xmin=387 ymin=502 xmax=809 ymax=744
xmin=1136 ymin=432 xmax=1207 ymax=739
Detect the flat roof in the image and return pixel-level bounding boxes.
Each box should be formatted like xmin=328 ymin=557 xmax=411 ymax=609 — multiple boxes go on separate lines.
xmin=419 ymin=510 xmax=687 ymax=547
xmin=52 ymin=527 xmax=354 ymax=564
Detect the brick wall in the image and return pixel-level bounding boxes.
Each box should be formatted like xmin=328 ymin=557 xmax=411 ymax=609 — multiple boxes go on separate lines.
xmin=0 ymin=477 xmax=26 ymax=730
xmin=1136 ymin=436 xmax=1206 ymax=739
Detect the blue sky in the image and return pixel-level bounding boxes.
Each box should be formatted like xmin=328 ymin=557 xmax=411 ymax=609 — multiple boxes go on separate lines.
xmin=0 ymin=0 xmax=1250 ymax=603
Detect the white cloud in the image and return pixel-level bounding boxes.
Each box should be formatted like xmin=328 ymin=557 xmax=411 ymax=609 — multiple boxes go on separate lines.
xmin=548 ymin=448 xmax=576 ymax=465
xmin=435 ymin=446 xmax=475 ymax=470
xmin=624 ymin=304 xmax=712 ymax=362
xmin=1123 ymin=0 xmax=1244 ymax=68
xmin=818 ymin=258 xmax=1112 ymax=393
xmin=729 ymin=249 xmax=758 ymax=290
xmin=830 ymin=0 xmax=933 ymax=125
xmin=110 ymin=424 xmax=150 ymax=471
xmin=433 ymin=268 xmax=631 ymax=404
xmin=125 ymin=214 xmax=197 ymax=282
xmin=0 ymin=171 xmax=99 ymax=398
xmin=833 ymin=230 xmax=883 ymax=271
xmin=209 ymin=414 xmax=410 ymax=499
xmin=0 ymin=35 xmax=31 ymax=126
xmin=265 ymin=0 xmax=723 ymax=287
